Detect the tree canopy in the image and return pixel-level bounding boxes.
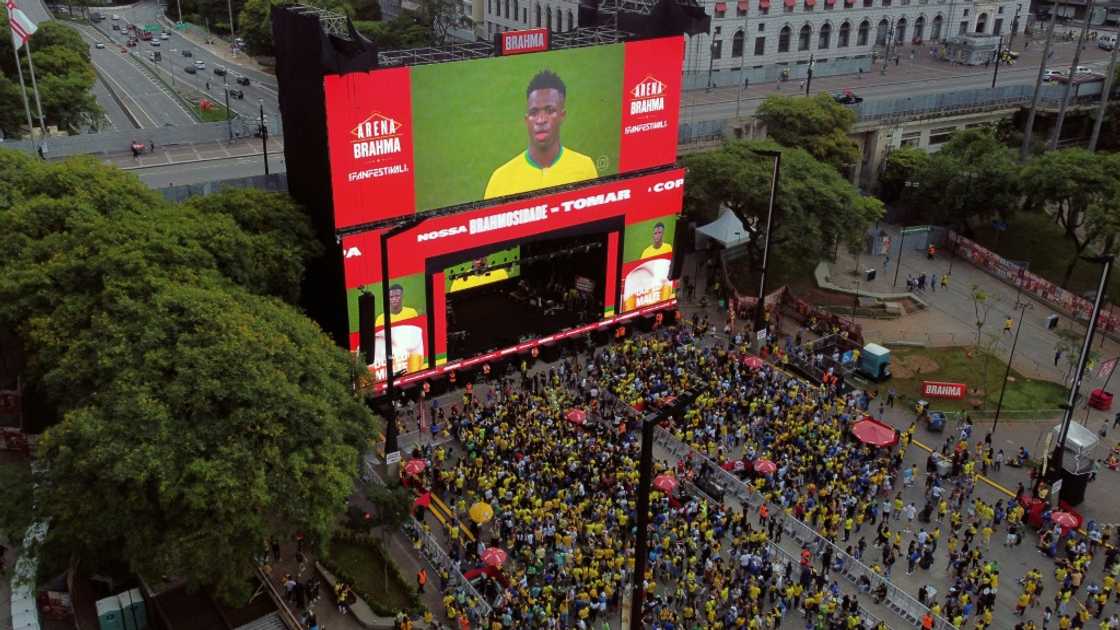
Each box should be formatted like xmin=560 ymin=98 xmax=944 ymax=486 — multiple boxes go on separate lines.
xmin=0 ymin=152 xmax=374 ymax=603
xmin=0 ymin=19 xmax=101 ymax=136
xmin=1020 ymin=148 xmax=1120 ymax=287
xmin=238 ymin=0 xmax=433 ymax=55
xmin=756 ymin=93 xmax=860 ymax=172
xmin=682 ymin=139 xmax=883 ymax=273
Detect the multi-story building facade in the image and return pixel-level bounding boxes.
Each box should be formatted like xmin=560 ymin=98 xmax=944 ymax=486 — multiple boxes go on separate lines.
xmin=684 ymin=0 xmax=1024 ymax=86
xmin=476 ymin=0 xmax=1023 ymax=86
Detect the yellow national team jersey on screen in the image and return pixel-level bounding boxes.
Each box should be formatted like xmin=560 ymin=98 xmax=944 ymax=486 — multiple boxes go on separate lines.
xmin=448 ymin=268 xmax=510 ymax=292
xmin=484 ymin=147 xmax=599 ymax=199
xmin=375 ymin=306 xmax=419 ymax=327
xmin=641 ymin=243 xmax=673 ymax=259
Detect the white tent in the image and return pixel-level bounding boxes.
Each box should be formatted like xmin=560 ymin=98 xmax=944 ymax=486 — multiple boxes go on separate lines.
xmin=696 ymin=208 xmax=752 ymax=248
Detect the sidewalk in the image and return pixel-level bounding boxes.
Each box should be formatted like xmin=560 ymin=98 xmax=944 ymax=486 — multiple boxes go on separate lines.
xmin=683 ymin=35 xmax=1115 ymax=110
xmin=97 ymin=136 xmax=282 ymax=170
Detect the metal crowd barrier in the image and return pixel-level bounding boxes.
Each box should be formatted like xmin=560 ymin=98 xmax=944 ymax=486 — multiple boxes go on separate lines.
xmin=653 ymin=425 xmax=954 ymax=630
xmin=765 ymin=540 xmax=886 ymax=629
xmin=406 ymin=516 xmax=493 ymax=621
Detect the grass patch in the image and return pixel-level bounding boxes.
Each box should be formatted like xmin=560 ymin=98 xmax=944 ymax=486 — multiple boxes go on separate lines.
xmin=885 ymin=346 xmax=1067 ymax=413
xmin=970 ymin=213 xmax=1120 ymax=301
xmin=326 ymin=538 xmax=417 ymax=615
xmin=191 ymin=100 xmax=233 ymax=123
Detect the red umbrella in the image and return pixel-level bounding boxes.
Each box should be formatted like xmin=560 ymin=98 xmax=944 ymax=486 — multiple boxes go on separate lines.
xmin=743 ymin=356 xmax=764 ymax=370
xmin=413 ymin=492 xmax=432 ymax=510
xmin=1051 ymin=511 xmax=1080 ymax=529
xmin=565 ymin=408 xmax=588 ymax=425
xmin=652 ymin=474 xmax=678 ymax=494
xmin=402 ymin=458 xmax=427 ymax=476
xmin=753 ymin=459 xmax=777 ymax=475
xmin=851 ymin=417 xmax=898 ymax=448
xmin=481 ymin=547 xmax=508 ymax=568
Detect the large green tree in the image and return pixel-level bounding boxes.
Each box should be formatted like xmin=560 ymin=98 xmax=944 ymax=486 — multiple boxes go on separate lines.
xmin=907 ymin=128 xmax=1020 ymax=231
xmin=181 ymin=188 xmax=322 ymax=304
xmin=682 ymin=139 xmax=883 ymax=273
xmin=756 ymin=93 xmax=860 ymax=172
xmin=0 ymin=19 xmax=101 ymax=136
xmin=0 ymin=153 xmax=375 ymax=603
xmin=877 ymin=146 xmax=930 ymax=204
xmin=1020 ymin=148 xmax=1120 ymax=287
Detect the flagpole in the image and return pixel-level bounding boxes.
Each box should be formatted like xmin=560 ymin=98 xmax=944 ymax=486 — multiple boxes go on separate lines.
xmin=10 ymin=39 xmax=34 ymax=142
xmin=24 ymin=38 xmax=48 ymax=155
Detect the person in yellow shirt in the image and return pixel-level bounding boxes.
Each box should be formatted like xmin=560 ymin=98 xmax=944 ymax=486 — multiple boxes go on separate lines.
xmin=641 ymin=222 xmax=673 ymax=259
xmin=484 ymin=70 xmax=598 ymax=199
xmin=374 ymin=284 xmax=419 ymax=326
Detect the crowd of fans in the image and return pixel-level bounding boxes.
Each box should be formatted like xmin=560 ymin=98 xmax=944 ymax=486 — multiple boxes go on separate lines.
xmin=397 ymin=316 xmax=1120 ymax=630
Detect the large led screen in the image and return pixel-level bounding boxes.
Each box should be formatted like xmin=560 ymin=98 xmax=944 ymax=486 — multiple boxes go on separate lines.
xmin=323 ymin=36 xmax=684 ymax=230
xmin=343 ymin=168 xmax=685 ymax=383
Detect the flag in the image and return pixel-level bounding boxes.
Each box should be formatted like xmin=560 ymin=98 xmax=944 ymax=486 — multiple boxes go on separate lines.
xmin=7 ymin=0 xmax=37 ymax=50
xmin=1098 ymin=357 xmax=1118 ymax=380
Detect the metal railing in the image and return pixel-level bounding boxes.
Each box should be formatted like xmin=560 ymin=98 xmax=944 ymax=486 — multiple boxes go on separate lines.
xmin=765 ymin=540 xmax=887 ymax=630
xmin=405 ymin=517 xmax=493 ymax=621
xmin=653 ymin=425 xmax=955 ymax=630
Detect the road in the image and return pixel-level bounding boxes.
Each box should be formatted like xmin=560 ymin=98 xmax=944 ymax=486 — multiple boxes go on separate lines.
xmin=681 ymin=37 xmax=1117 ymax=123
xmin=74 ymin=22 xmax=197 ymax=128
xmin=127 ymin=151 xmax=285 ymax=187
xmin=92 ymin=0 xmax=281 ymax=122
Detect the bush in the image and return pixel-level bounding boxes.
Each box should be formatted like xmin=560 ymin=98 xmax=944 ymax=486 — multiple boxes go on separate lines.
xmin=321 ymin=529 xmax=422 ymax=617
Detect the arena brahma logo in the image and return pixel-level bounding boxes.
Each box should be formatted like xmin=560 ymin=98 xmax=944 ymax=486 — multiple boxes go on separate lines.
xmin=629 ymin=76 xmax=665 ymax=115
xmin=351 ymin=112 xmax=404 ymax=159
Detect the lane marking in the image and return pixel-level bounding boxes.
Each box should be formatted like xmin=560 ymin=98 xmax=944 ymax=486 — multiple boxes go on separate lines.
xmin=92 ymin=58 xmax=157 ymax=128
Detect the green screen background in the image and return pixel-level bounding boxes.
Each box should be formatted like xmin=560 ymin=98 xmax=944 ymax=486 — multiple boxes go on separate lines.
xmin=623 ymin=215 xmax=678 ymax=263
xmin=410 ymin=44 xmax=624 ymax=212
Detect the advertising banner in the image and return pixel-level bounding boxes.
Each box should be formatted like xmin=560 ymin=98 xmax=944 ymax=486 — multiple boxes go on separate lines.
xmin=921 ymin=380 xmax=967 ymax=400
xmin=323 ymin=36 xmax=684 ymax=229
xmin=343 ymin=168 xmax=686 ymax=382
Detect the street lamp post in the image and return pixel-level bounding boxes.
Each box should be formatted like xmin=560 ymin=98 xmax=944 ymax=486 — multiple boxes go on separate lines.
xmin=629 ymin=392 xmax=697 ymax=630
xmin=223 ymin=79 xmax=232 ymax=141
xmin=991 ymin=299 xmax=1032 ymax=437
xmin=991 ymin=38 xmax=1003 ymax=88
xmin=259 ymin=98 xmax=269 ymax=175
xmin=707 ymin=41 xmax=717 ymax=92
xmin=1052 ymin=255 xmax=1114 ymax=491
xmin=752 ymin=149 xmax=781 ymax=338
xmin=1008 ymin=4 xmax=1022 ymax=50
xmin=805 ymin=53 xmax=815 ymax=95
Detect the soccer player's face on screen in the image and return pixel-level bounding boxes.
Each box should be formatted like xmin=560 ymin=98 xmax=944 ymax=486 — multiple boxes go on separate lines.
xmin=525 ymin=88 xmax=565 ymax=151
xmin=389 ymin=288 xmax=403 ymax=313
xmin=652 ymin=224 xmax=664 ymax=247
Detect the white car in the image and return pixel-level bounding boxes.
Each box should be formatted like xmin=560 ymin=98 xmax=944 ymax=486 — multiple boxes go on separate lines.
xmin=94 ymin=42 xmax=105 ymax=49
xmin=194 ymin=59 xmax=205 ymax=69
xmin=111 ymin=14 xmax=120 ymax=20
xmin=1042 ymin=69 xmax=1065 ymax=82
xmin=160 ymin=32 xmax=170 ymax=40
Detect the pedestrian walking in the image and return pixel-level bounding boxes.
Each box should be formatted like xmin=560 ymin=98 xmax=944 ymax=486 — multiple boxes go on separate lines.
xmin=940 ymin=274 xmax=949 ymax=289
xmin=858 ymin=67 xmax=864 ymax=79
xmin=931 ymin=273 xmax=938 ymax=292
xmin=887 ymin=388 xmax=896 ymax=407
xmin=417 ymin=568 xmax=428 ymax=593
xmin=1055 ymin=349 xmax=1063 ymax=366
xmin=1004 ymin=316 xmax=1014 ymax=333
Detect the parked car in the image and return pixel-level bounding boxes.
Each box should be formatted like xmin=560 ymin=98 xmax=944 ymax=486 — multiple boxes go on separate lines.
xmin=181 ymin=49 xmax=193 ymax=57
xmin=234 ymin=74 xmax=250 ymax=86
xmin=228 ymin=87 xmax=244 ymax=99
xmin=127 ymin=39 xmax=137 ymax=47
xmin=95 ymin=42 xmax=105 ymax=49
xmin=112 ymin=23 xmax=120 ymax=30
xmin=185 ymin=65 xmax=196 ymax=74
xmin=194 ymin=59 xmax=205 ymax=69
xmin=213 ymin=66 xmax=227 ymax=76
xmin=111 ymin=13 xmax=120 ymax=19
xmin=150 ymin=40 xmax=160 ymax=46
xmin=1100 ymin=33 xmax=1118 ymax=50
xmin=1042 ymin=69 xmax=1065 ymax=82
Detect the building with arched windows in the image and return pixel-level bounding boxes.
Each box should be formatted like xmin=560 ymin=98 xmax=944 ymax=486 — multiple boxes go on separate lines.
xmin=481 ymin=0 xmax=579 ymax=38
xmin=680 ymin=0 xmax=1022 ymax=88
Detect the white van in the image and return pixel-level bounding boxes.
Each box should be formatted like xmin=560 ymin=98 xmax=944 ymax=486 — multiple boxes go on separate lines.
xmin=1100 ymin=32 xmax=1118 ymax=50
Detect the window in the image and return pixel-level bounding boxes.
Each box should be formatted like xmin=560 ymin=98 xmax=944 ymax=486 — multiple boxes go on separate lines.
xmin=784 ymin=1 xmax=793 ymax=12
xmin=895 ymin=18 xmax=906 ymax=43
xmin=568 ymin=10 xmax=573 ymax=29
xmin=819 ymin=22 xmax=832 ymax=47
xmin=779 ymin=25 xmax=791 ymax=51
xmin=931 ymin=15 xmax=942 ymax=39
xmin=755 ymin=36 xmax=767 ymax=54
xmin=858 ymin=19 xmax=870 ymax=45
xmin=914 ymin=16 xmax=924 ymax=40
xmin=958 ymin=20 xmax=967 ymax=35
xmin=838 ymin=20 xmax=851 ymax=46
xmin=962 ymin=7 xmax=968 ymax=15
xmin=738 ymin=0 xmax=748 ymax=16
xmin=712 ymin=39 xmax=723 ymax=59
xmin=715 ymin=26 xmax=722 ymax=33
xmin=901 ymin=130 xmax=921 ymax=147
xmin=733 ymin=29 xmax=746 ymax=56
xmin=997 ymin=5 xmax=1003 ymax=12
xmin=862 ymin=0 xmax=871 ymax=7
xmin=715 ymin=3 xmax=726 ymax=17
xmin=876 ymin=18 xmax=888 ymax=44
xmin=883 ymin=0 xmax=890 ymax=6
xmin=535 ymin=4 xmax=541 ymax=25
xmin=799 ymin=24 xmax=811 ymax=50
xmin=975 ymin=12 xmax=986 ymax=32
xmin=928 ymin=126 xmax=956 ymax=145
xmin=759 ymin=22 xmax=765 ymax=30
xmin=994 ymin=18 xmax=1003 ymax=34
xmin=547 ymin=6 xmax=552 ymax=30
xmin=523 ymin=8 xmax=527 ymax=21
